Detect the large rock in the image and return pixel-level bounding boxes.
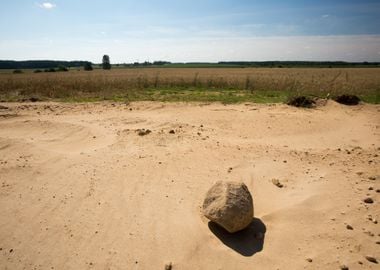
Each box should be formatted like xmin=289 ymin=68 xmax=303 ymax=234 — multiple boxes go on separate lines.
xmin=203 ymin=181 xmax=254 ymax=233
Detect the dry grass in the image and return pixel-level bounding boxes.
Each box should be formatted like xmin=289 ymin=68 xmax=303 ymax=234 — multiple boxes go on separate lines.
xmin=0 ymin=68 xmax=379 ymax=103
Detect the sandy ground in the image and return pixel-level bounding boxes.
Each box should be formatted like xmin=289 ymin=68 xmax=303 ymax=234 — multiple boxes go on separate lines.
xmin=0 ymin=101 xmax=379 ymax=270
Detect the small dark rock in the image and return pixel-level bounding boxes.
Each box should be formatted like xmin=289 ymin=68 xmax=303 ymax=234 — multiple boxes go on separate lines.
xmin=272 ymin=178 xmax=284 ymax=188
xmin=365 ymin=256 xmax=378 ymax=264
xmin=346 ymin=224 xmax=353 ymax=230
xmin=363 ymin=197 xmax=374 ymax=204
xmin=306 ymin=258 xmax=313 ymax=263
xmin=165 ymin=262 xmax=172 ymax=270
xmin=340 ymin=265 xmax=349 ymax=270
xmin=0 ymin=105 xmax=8 ymax=110
xmin=169 ymin=130 xmax=175 ymax=134
xmin=137 ymin=129 xmax=151 ymax=136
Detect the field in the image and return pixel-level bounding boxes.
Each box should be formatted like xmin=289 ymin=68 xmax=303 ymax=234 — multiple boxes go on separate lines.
xmin=0 ymin=101 xmax=379 ymax=269
xmin=1 ymin=67 xmax=379 ymax=103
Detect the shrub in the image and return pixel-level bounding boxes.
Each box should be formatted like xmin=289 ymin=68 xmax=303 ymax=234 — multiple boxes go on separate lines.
xmin=334 ymin=95 xmax=360 ymax=105
xmin=13 ymin=69 xmax=23 ymax=74
xmin=287 ymin=96 xmax=315 ymax=108
xmin=84 ymin=62 xmax=93 ymax=71
xmin=57 ymin=65 xmax=69 ymax=72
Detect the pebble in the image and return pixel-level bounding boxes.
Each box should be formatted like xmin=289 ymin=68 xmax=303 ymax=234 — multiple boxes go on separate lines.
xmin=169 ymin=130 xmax=175 ymax=134
xmin=340 ymin=265 xmax=349 ymax=270
xmin=365 ymin=256 xmax=378 ymax=264
xmin=165 ymin=262 xmax=172 ymax=270
xmin=346 ymin=224 xmax=353 ymax=230
xmin=306 ymin=258 xmax=313 ymax=263
xmin=272 ymin=179 xmax=284 ymax=188
xmin=363 ymin=197 xmax=374 ymax=204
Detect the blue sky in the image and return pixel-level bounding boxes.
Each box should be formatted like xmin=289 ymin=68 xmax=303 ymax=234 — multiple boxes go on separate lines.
xmin=1 ymin=0 xmax=380 ymax=62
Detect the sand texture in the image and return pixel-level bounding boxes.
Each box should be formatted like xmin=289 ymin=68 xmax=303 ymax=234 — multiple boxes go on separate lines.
xmin=0 ymin=101 xmax=379 ymax=269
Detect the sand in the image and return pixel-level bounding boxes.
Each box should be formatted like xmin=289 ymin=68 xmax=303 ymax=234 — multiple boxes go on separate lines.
xmin=0 ymin=101 xmax=379 ymax=269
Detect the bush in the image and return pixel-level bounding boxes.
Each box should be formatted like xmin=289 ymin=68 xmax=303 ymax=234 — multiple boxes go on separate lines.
xmin=44 ymin=68 xmax=56 ymax=72
xmin=334 ymin=95 xmax=360 ymax=105
xmin=287 ymin=96 xmax=315 ymax=108
xmin=84 ymin=62 xmax=93 ymax=71
xmin=13 ymin=69 xmax=23 ymax=74
xmin=34 ymin=69 xmax=43 ymax=73
xmin=57 ymin=65 xmax=69 ymax=72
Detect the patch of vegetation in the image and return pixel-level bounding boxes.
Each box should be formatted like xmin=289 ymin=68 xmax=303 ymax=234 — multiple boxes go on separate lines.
xmin=333 ymin=94 xmax=361 ymax=105
xmin=287 ymin=96 xmax=316 ymax=108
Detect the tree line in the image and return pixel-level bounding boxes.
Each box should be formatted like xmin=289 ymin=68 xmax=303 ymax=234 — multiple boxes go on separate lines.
xmin=2 ymin=57 xmax=379 ymax=70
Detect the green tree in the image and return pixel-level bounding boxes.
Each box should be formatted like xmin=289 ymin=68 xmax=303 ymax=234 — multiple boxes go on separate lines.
xmin=102 ymin=55 xmax=111 ymax=70
xmin=84 ymin=62 xmax=93 ymax=71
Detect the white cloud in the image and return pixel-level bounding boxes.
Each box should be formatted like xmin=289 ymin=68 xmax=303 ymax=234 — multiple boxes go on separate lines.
xmin=38 ymin=2 xmax=56 ymax=10
xmin=322 ymin=14 xmax=330 ymax=18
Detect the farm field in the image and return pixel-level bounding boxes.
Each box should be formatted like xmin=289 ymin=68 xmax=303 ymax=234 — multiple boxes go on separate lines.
xmin=0 ymin=101 xmax=379 ymax=269
xmin=1 ymin=67 xmax=379 ymax=103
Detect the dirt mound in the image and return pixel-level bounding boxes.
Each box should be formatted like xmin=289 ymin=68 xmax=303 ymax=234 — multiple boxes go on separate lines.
xmin=334 ymin=95 xmax=360 ymax=105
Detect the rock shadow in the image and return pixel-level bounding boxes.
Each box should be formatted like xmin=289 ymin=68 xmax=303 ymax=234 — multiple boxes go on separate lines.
xmin=208 ymin=217 xmax=266 ymax=257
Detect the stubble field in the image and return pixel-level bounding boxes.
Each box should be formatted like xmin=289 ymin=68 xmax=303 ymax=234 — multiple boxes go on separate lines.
xmin=1 ymin=67 xmax=379 ymax=103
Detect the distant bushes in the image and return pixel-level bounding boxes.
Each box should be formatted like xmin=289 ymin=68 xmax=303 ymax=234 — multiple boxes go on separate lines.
xmin=57 ymin=65 xmax=69 ymax=72
xmin=13 ymin=69 xmax=23 ymax=74
xmin=84 ymin=62 xmax=93 ymax=71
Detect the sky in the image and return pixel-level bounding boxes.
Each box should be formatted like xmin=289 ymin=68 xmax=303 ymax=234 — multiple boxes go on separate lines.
xmin=0 ymin=0 xmax=380 ymax=63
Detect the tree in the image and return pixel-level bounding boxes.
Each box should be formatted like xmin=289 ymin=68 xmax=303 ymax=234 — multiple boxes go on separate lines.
xmin=102 ymin=55 xmax=111 ymax=70
xmin=57 ymin=65 xmax=68 ymax=72
xmin=84 ymin=62 xmax=93 ymax=71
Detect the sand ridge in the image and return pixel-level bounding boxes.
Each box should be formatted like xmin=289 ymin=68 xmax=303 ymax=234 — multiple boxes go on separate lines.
xmin=0 ymin=101 xmax=379 ymax=269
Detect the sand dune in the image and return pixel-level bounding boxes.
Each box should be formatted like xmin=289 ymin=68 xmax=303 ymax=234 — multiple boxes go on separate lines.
xmin=0 ymin=101 xmax=379 ymax=269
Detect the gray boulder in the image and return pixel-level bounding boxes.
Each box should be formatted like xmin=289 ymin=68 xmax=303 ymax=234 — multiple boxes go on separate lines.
xmin=203 ymin=181 xmax=254 ymax=233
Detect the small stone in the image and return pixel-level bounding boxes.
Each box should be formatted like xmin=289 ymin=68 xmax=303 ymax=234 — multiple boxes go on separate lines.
xmin=169 ymin=130 xmax=175 ymax=134
xmin=306 ymin=258 xmax=313 ymax=263
xmin=368 ymin=187 xmax=374 ymax=191
xmin=164 ymin=262 xmax=172 ymax=270
xmin=9 ymin=249 xmax=13 ymax=253
xmin=365 ymin=256 xmax=378 ymax=264
xmin=368 ymin=176 xmax=377 ymax=180
xmin=363 ymin=197 xmax=374 ymax=204
xmin=137 ymin=129 xmax=151 ymax=136
xmin=346 ymin=224 xmax=353 ymax=230
xmin=340 ymin=265 xmax=349 ymax=270
xmin=272 ymin=179 xmax=284 ymax=188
